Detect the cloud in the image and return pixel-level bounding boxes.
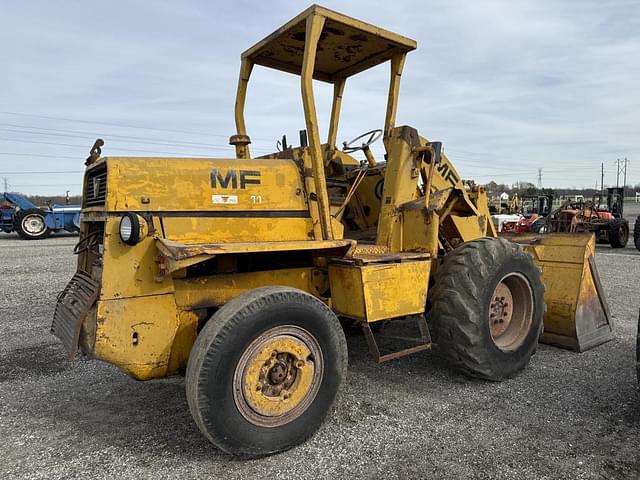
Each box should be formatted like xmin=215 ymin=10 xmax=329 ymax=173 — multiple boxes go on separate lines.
xmin=0 ymin=0 xmax=638 ymax=193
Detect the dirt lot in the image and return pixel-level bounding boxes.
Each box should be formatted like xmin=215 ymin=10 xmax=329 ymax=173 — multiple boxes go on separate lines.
xmin=1 ymin=213 xmax=639 ymax=479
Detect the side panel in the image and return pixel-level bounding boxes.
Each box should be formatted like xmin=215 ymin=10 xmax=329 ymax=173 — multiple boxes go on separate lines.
xmin=100 ymin=217 xmax=175 ymax=300
xmin=401 ymin=208 xmax=439 ymax=256
xmin=105 ymin=157 xmax=309 ymax=213
xmin=173 ymin=267 xmax=323 ymax=310
xmin=88 ymin=267 xmax=328 ymax=380
xmin=449 ymin=215 xmax=489 ymax=242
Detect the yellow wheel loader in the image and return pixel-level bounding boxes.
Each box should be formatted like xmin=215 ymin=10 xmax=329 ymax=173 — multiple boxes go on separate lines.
xmin=52 ymin=5 xmax=613 ymax=457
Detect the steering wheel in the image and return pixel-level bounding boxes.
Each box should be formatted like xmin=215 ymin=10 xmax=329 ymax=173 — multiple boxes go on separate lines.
xmin=342 ymin=129 xmax=383 ymax=153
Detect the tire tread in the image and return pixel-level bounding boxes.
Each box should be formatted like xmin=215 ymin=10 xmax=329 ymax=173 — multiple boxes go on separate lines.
xmin=185 ymin=286 xmax=347 ymax=456
xmin=428 ymin=237 xmax=544 ymax=381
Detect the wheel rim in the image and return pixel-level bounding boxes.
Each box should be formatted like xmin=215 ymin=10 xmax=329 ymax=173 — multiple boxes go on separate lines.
xmin=233 ymin=325 xmax=323 ymax=427
xmin=21 ymin=214 xmax=45 ymax=236
xmin=488 ymin=272 xmax=534 ymax=351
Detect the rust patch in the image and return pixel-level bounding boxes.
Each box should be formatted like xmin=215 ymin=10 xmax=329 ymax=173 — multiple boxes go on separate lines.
xmin=350 ymin=33 xmax=368 ymax=42
xmin=51 ymin=271 xmax=100 ymax=360
xmin=361 ymin=315 xmax=431 ymax=363
xmin=324 ymin=26 xmax=345 ymax=36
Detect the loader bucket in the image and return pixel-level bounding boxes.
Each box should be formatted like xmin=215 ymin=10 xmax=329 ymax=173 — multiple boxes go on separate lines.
xmin=511 ymin=233 xmax=613 ymax=352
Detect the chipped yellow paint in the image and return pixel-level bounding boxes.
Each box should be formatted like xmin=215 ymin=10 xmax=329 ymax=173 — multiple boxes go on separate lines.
xmin=104 ymin=157 xmax=309 ymax=213
xmin=100 ymin=216 xmax=174 ymax=300
xmin=167 ymin=310 xmax=200 ymax=375
xmin=94 ymin=294 xmax=179 ymax=380
xmin=160 ymin=217 xmax=312 ymax=245
xmin=449 ymin=215 xmax=487 ymax=242
xmin=241 ymin=4 xmax=416 ymax=83
xmin=401 ymin=209 xmax=439 ymax=256
xmin=157 ymin=238 xmax=353 ymax=261
xmin=241 ymin=336 xmax=314 ymax=417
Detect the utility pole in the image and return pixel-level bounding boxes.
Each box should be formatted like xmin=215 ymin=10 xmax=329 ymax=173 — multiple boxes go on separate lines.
xmin=537 ymin=168 xmax=542 ymax=189
xmin=623 ymin=157 xmax=628 ymax=198
xmin=2 ymin=176 xmax=8 ymax=193
xmin=616 ymin=157 xmax=629 ymax=196
xmin=600 ymin=163 xmax=604 ymax=196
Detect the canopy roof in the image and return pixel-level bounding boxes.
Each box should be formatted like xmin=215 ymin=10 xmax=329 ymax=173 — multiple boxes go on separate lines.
xmin=241 ymin=4 xmax=417 ymax=83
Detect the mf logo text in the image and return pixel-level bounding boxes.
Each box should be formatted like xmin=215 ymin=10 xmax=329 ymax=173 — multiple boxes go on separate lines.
xmin=210 ymin=169 xmax=261 ymax=189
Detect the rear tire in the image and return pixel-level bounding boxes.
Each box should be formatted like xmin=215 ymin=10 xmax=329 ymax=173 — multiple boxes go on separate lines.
xmin=608 ymin=218 xmax=629 ymax=248
xmin=14 ymin=208 xmax=50 ymax=240
xmin=427 ymin=237 xmax=544 ymax=381
xmin=185 ymin=286 xmax=347 ymax=457
xmin=633 ymin=216 xmax=640 ymax=252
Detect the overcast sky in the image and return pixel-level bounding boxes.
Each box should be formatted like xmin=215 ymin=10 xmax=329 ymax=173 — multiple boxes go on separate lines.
xmin=1 ymin=0 xmax=639 ymax=195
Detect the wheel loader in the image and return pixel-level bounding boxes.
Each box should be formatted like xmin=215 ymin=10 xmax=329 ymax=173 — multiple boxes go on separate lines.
xmin=51 ymin=5 xmax=613 ymax=457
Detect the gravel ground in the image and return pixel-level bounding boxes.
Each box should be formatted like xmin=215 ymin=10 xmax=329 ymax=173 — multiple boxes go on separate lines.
xmin=1 ymin=219 xmax=639 ymax=480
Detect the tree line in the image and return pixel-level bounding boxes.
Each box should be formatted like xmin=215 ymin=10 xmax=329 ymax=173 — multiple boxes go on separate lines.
xmin=484 ymin=181 xmax=640 ymax=199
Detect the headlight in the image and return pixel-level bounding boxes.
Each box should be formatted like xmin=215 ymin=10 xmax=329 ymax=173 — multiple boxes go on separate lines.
xmin=119 ymin=212 xmax=142 ymax=245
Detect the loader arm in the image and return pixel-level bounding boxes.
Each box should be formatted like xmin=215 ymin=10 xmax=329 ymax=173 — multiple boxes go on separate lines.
xmin=375 ymin=126 xmax=496 ymax=252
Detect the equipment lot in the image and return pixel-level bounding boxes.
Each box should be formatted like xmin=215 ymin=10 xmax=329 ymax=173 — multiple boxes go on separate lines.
xmin=1 ymin=217 xmax=640 ymax=479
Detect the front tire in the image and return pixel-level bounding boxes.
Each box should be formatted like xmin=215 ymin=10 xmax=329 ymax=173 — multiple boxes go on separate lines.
xmin=633 ymin=216 xmax=640 ymax=251
xmin=427 ymin=237 xmax=544 ymax=381
xmin=608 ymin=218 xmax=629 ymax=248
xmin=15 ymin=208 xmax=50 ymax=240
xmin=186 ymin=286 xmax=347 ymax=457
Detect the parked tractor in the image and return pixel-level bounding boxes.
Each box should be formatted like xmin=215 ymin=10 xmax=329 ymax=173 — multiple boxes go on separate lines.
xmin=544 ymin=187 xmax=628 ymax=248
xmin=500 ymin=194 xmax=553 ymax=234
xmin=51 ymin=5 xmax=612 ymax=457
xmin=0 ymin=192 xmax=80 ymax=240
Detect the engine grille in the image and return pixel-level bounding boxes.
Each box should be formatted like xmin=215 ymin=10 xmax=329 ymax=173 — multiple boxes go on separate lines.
xmin=51 ymin=271 xmax=100 ymax=359
xmin=85 ymin=165 xmax=107 ymax=207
